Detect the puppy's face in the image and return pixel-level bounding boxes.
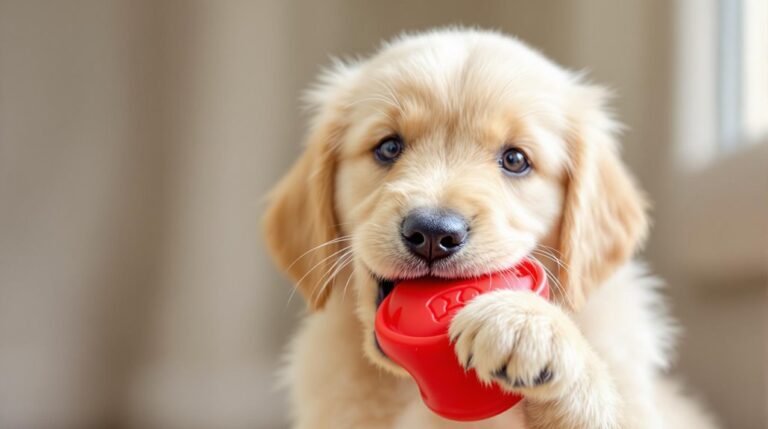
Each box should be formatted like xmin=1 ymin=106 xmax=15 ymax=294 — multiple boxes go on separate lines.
xmin=264 ymin=31 xmax=647 ymax=373
xmin=338 ymin=73 xmax=568 ymax=283
xmin=334 ymin=51 xmax=571 ymax=368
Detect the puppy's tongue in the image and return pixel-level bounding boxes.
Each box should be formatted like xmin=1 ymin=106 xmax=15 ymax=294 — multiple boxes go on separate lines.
xmin=380 ymin=267 xmax=538 ymax=337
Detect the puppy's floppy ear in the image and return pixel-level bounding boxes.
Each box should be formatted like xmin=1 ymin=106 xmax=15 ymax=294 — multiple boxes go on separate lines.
xmin=557 ymin=86 xmax=649 ymax=310
xmin=263 ymin=66 xmax=355 ymax=310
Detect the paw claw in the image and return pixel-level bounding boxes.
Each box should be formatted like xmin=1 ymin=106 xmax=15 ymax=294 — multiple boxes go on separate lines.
xmin=533 ymin=367 xmax=553 ymax=385
xmin=492 ymin=364 xmax=509 ymax=382
xmin=464 ymin=353 xmax=473 ymax=370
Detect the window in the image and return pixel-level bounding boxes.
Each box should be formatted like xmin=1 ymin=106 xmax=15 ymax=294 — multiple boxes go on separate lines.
xmin=670 ymin=0 xmax=767 ymax=280
xmin=718 ymin=0 xmax=768 ymax=150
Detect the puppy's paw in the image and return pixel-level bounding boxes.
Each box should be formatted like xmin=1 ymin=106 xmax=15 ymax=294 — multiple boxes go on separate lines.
xmin=448 ymin=290 xmax=586 ymax=400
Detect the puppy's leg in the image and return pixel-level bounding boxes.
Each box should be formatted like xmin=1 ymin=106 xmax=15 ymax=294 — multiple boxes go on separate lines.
xmin=449 ymin=290 xmax=624 ymax=429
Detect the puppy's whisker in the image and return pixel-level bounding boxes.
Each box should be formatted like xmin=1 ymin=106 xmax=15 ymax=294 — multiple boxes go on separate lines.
xmin=296 ymin=244 xmax=352 ymax=284
xmin=290 ymin=244 xmax=353 ymax=308
xmin=533 ymin=251 xmax=583 ymax=311
xmin=331 ymin=221 xmax=358 ymax=229
xmin=340 ymin=265 xmax=358 ymax=304
xmin=286 ymin=235 xmax=353 ymax=271
xmin=312 ymin=248 xmax=353 ymax=293
xmin=307 ymin=254 xmax=349 ymax=306
xmin=532 ymin=247 xmax=579 ymax=283
xmin=529 ymin=253 xmax=562 ymax=293
xmin=531 ymin=247 xmax=563 ymax=267
xmin=313 ymin=250 xmax=355 ymax=306
xmin=535 ymin=244 xmax=565 ymax=257
xmin=285 ymin=284 xmax=301 ymax=309
xmin=533 ymin=246 xmax=571 ymax=272
xmin=530 ymin=253 xmax=576 ymax=310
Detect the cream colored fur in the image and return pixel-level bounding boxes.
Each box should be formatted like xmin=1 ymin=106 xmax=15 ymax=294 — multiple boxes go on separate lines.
xmin=264 ymin=29 xmax=719 ymax=429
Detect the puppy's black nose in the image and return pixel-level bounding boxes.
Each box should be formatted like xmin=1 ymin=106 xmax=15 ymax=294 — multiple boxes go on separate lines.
xmin=401 ymin=208 xmax=468 ymax=262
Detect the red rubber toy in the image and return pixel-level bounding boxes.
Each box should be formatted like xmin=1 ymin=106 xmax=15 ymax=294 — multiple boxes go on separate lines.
xmin=374 ymin=258 xmax=549 ymax=421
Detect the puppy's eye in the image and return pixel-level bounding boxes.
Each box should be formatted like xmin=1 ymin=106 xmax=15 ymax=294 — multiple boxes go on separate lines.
xmin=374 ymin=135 xmax=404 ymax=164
xmin=500 ymin=147 xmax=531 ymax=175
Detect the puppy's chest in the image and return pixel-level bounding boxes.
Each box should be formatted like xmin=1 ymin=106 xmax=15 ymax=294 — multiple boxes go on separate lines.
xmin=391 ymin=398 xmax=528 ymax=429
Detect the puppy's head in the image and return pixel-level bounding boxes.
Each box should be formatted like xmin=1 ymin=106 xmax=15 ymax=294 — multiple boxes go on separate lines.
xmin=264 ymin=30 xmax=647 ymax=372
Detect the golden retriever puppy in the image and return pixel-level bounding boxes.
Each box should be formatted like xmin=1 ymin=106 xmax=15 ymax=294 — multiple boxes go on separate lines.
xmin=264 ymin=29 xmax=718 ymax=429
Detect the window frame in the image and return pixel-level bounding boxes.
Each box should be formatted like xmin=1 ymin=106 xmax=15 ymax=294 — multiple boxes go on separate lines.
xmin=670 ymin=0 xmax=767 ymax=283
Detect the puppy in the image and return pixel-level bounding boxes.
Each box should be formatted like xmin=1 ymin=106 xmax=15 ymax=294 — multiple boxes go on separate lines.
xmin=264 ymin=29 xmax=718 ymax=429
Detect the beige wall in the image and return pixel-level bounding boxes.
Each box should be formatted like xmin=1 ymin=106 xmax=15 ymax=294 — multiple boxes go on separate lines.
xmin=1 ymin=1 xmax=764 ymax=428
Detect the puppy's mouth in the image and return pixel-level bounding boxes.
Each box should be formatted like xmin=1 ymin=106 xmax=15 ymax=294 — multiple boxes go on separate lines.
xmin=370 ymin=258 xmax=527 ymax=310
xmin=370 ymin=260 xmax=463 ymax=310
xmin=366 ymin=247 xmax=532 ymax=311
xmin=372 ymin=271 xmax=472 ymax=310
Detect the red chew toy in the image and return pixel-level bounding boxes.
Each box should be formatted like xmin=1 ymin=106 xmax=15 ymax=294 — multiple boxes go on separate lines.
xmin=374 ymin=258 xmax=549 ymax=421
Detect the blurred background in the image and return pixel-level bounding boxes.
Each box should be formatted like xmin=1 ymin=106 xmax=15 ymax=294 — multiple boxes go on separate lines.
xmin=0 ymin=1 xmax=766 ymax=428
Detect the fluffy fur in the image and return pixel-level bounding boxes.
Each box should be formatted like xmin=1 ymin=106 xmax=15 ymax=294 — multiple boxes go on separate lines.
xmin=264 ymin=29 xmax=718 ymax=429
